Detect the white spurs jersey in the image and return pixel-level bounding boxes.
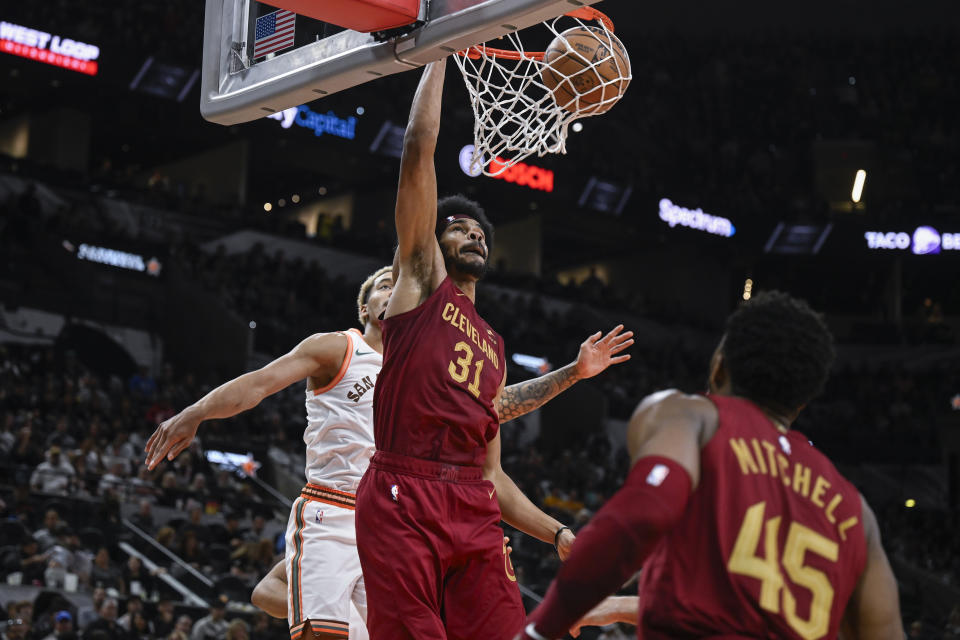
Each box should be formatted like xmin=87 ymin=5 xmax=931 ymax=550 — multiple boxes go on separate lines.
xmin=303 ymin=329 xmax=380 ymax=493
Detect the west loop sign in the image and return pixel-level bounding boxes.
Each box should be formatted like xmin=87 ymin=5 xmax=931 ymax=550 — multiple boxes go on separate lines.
xmin=0 ymin=21 xmax=100 ymax=75
xmin=865 ymin=226 xmax=960 ymax=255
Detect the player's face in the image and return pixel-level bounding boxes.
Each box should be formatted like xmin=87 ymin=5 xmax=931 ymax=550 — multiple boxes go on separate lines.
xmin=439 ymin=218 xmax=488 ymax=280
xmin=364 ymin=273 xmax=394 ymax=325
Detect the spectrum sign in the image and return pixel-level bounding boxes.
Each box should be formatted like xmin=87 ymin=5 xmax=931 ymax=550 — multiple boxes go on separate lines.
xmin=865 ymin=226 xmax=960 ymax=255
xmin=458 ymin=145 xmax=554 ymax=192
xmin=267 ymin=105 xmax=357 ymax=140
xmin=0 ymin=21 xmax=99 ymax=75
xmin=658 ymin=198 xmax=736 ymax=237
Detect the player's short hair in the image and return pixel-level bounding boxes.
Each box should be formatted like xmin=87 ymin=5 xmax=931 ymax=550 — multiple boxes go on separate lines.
xmin=722 ymin=290 xmax=835 ymax=413
xmin=356 ymin=266 xmax=392 ymax=325
xmin=436 ymin=194 xmax=495 ymax=254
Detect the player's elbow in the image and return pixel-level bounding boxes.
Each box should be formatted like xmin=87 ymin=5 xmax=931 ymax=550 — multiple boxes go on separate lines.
xmin=250 ymin=582 xmax=282 ymax=618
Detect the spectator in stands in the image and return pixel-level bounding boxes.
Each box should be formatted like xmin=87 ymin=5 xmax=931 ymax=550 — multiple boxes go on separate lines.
xmin=45 ymin=525 xmax=90 ymax=589
xmin=177 ymin=531 xmax=203 ymax=570
xmin=77 ymin=588 xmax=106 ymax=628
xmin=44 ymin=418 xmax=76 ymax=451
xmin=41 ymin=612 xmax=75 ymax=640
xmin=188 ymin=600 xmax=228 ymax=640
xmin=89 ymin=549 xmax=123 ymax=593
xmin=242 ymin=515 xmax=266 ymax=544
xmin=224 ymin=620 xmax=247 ymax=640
xmin=121 ymin=557 xmax=154 ymax=598
xmin=129 ymin=501 xmax=154 ymax=534
xmin=33 ymin=510 xmax=61 ymax=551
xmin=1 ymin=538 xmax=47 ymax=585
xmin=31 ymin=446 xmax=75 ymax=495
xmin=11 ymin=422 xmax=42 ymax=470
xmin=151 ymin=602 xmax=175 ymax=640
xmin=81 ymin=599 xmax=123 ymax=640
xmin=167 ymin=616 xmax=192 ymax=640
xmin=97 ymin=463 xmax=128 ymax=498
xmin=1 ymin=618 xmax=29 ymax=640
xmin=155 ymin=528 xmax=176 ymax=552
xmin=116 ymin=596 xmax=144 ymax=634
xmin=222 ymin=513 xmax=242 ymax=549
xmin=128 ymin=367 xmax=157 ymax=399
xmin=128 ymin=614 xmax=150 ymax=640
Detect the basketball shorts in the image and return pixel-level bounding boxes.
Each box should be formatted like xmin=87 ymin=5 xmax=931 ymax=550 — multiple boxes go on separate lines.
xmin=285 ymin=484 xmax=367 ymax=639
xmin=355 ymin=451 xmax=525 ymax=640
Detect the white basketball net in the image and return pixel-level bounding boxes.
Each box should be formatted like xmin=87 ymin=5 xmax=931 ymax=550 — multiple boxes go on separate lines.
xmin=453 ymin=8 xmax=630 ymax=177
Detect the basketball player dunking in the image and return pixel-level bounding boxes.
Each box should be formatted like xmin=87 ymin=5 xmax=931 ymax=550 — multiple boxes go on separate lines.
xmin=354 ymin=58 xmax=632 ymax=640
xmin=518 ymin=291 xmax=903 ymax=640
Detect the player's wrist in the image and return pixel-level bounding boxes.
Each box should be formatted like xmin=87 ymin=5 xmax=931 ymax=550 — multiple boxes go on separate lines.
xmin=553 ymin=525 xmax=572 ymax=553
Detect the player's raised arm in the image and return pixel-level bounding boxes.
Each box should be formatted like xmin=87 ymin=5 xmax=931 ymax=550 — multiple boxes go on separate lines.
xmin=840 ymin=496 xmax=903 ymax=640
xmin=390 ymin=60 xmax=448 ymax=312
xmin=144 ymin=333 xmax=348 ymax=468
xmin=498 ymin=325 xmax=633 ymax=424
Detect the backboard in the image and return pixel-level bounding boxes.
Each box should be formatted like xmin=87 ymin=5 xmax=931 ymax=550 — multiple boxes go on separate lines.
xmin=200 ymin=0 xmax=603 ymax=126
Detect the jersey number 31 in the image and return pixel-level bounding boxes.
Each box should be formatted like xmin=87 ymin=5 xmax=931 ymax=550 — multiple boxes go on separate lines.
xmin=727 ymin=501 xmax=838 ymax=640
xmin=448 ymin=341 xmax=484 ymax=398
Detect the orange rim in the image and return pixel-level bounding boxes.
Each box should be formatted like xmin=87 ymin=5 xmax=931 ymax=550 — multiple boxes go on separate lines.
xmin=458 ymin=7 xmax=615 ymax=61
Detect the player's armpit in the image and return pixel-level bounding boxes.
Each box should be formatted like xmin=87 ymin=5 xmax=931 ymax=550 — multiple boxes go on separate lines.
xmin=840 ymin=496 xmax=903 ymax=640
xmin=251 ymin=560 xmax=287 ymax=618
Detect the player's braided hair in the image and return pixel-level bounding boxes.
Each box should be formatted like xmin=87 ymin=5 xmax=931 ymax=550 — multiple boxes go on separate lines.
xmin=722 ymin=290 xmax=835 ymax=413
xmin=356 ymin=266 xmax=392 ymax=325
xmin=436 ymin=194 xmax=495 ymax=254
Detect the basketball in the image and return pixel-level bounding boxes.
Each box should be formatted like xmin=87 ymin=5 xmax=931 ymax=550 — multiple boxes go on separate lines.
xmin=541 ymin=26 xmax=631 ymax=115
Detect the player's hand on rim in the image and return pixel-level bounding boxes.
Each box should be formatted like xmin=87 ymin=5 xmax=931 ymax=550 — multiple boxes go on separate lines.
xmin=574 ymin=325 xmax=634 ymax=379
xmin=144 ymin=408 xmax=202 ymax=470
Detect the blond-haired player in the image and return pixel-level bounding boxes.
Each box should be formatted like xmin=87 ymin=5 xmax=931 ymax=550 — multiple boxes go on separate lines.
xmin=146 ymin=266 xmax=393 ymax=640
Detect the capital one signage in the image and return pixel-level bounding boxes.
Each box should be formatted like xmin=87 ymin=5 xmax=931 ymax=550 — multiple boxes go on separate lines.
xmin=0 ymin=21 xmax=99 ymax=75
xmin=458 ymin=145 xmax=554 ymax=193
xmin=267 ymin=105 xmax=357 ymax=140
xmin=865 ymin=226 xmax=960 ymax=255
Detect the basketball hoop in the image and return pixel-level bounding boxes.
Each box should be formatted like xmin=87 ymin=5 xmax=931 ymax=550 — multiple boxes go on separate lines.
xmin=453 ymin=7 xmax=630 ymax=177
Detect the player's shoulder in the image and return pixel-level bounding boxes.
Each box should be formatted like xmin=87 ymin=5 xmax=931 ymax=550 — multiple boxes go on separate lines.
xmin=296 ymin=331 xmax=352 ymax=361
xmin=632 ymin=389 xmax=717 ymax=421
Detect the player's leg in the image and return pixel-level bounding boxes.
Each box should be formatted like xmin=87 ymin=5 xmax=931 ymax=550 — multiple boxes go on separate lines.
xmin=355 ymin=467 xmax=448 ymax=640
xmin=287 ymin=497 xmax=359 ymax=639
xmin=443 ymin=483 xmax=525 ymax=640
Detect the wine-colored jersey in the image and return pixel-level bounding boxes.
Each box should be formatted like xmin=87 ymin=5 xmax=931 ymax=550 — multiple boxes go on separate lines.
xmin=373 ymin=276 xmax=506 ymax=466
xmin=638 ymin=395 xmax=867 ymax=640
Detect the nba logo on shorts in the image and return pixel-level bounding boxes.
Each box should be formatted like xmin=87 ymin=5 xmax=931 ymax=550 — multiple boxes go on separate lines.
xmin=315 ymin=510 xmax=324 ymax=524
xmin=390 ymin=484 xmax=399 ymax=502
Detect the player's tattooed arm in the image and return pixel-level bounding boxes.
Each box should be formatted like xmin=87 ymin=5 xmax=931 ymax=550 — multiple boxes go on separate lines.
xmin=497 ymin=325 xmax=634 ymax=424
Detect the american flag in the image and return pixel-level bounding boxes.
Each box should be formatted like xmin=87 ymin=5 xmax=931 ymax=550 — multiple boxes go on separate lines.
xmin=253 ymin=9 xmax=295 ymax=59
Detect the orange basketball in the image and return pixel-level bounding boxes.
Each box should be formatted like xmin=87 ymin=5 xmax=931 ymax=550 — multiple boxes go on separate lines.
xmin=541 ymin=26 xmax=631 ymax=115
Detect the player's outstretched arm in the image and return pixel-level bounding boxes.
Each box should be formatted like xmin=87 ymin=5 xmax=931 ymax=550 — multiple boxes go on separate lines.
xmin=482 ymin=428 xmax=576 ymax=558
xmin=388 ymin=60 xmax=448 ymax=317
xmin=498 ymin=325 xmax=633 ymax=423
xmin=516 ymin=392 xmax=708 ymax=640
xmin=144 ymin=333 xmax=348 ymax=469
xmin=840 ymin=496 xmax=903 ymax=640
xmin=251 ymin=560 xmax=287 ymax=618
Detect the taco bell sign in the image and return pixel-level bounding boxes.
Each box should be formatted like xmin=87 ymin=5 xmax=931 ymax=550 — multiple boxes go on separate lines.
xmin=865 ymin=226 xmax=960 ymax=255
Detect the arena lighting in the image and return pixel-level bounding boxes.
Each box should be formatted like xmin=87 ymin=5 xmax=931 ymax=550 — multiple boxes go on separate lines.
xmin=742 ymin=278 xmax=753 ymax=301
xmin=0 ymin=21 xmax=99 ymax=75
xmin=865 ymin=226 xmax=960 ymax=255
xmin=658 ymin=198 xmax=735 ymax=237
xmin=263 ymin=202 xmax=272 ymax=212
xmin=905 ymin=499 xmax=916 ymax=508
xmin=851 ymin=169 xmax=867 ymax=203
xmin=292 ymin=194 xmax=300 ymax=203
xmin=511 ymin=353 xmax=552 ymax=374
xmin=266 ymin=105 xmax=357 ymax=139
xmin=67 ymin=241 xmax=162 ymax=277
xmin=571 ymin=122 xmax=583 ymax=133
xmin=458 ymin=145 xmax=554 ymax=192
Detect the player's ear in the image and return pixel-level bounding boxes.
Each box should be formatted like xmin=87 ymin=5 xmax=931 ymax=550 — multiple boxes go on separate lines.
xmin=359 ymin=304 xmax=368 ymax=324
